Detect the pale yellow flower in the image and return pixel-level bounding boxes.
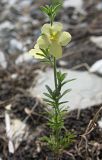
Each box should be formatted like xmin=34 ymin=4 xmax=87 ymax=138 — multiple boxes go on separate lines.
xmin=37 ymin=22 xmax=71 ymax=58
xmin=29 ymin=44 xmax=44 ymax=59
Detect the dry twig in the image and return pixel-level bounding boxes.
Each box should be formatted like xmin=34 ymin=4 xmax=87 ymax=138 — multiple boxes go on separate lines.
xmin=78 ymin=106 xmax=102 ymax=149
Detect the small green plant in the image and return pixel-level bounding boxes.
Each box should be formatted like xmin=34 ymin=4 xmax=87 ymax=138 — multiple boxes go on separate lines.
xmin=29 ymin=1 xmax=75 ymax=159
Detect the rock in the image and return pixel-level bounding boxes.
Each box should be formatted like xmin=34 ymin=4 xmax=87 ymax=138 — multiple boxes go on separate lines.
xmin=8 ymin=0 xmax=17 ymax=6
xmin=32 ymin=19 xmax=40 ymax=29
xmin=11 ymin=73 xmax=18 ymax=79
xmin=8 ymin=39 xmax=24 ymax=54
xmin=90 ymin=36 xmax=102 ymax=49
xmin=0 ymin=21 xmax=14 ymax=31
xmin=15 ymin=52 xmax=37 ymax=65
xmin=11 ymin=119 xmax=29 ymax=149
xmin=90 ymin=59 xmax=102 ymax=76
xmin=29 ymin=68 xmax=102 ymax=111
xmin=98 ymin=118 xmax=102 ymax=129
xmin=18 ymin=15 xmax=32 ymax=23
xmin=17 ymin=0 xmax=31 ymax=10
xmin=57 ymin=60 xmax=68 ymax=67
xmin=98 ymin=115 xmax=102 ymax=130
xmin=0 ymin=51 xmax=7 ymax=69
xmin=30 ymin=8 xmax=44 ymax=20
xmin=13 ymin=0 xmax=31 ymax=14
xmin=96 ymin=2 xmax=102 ymax=11
xmin=63 ymin=0 xmax=84 ymax=12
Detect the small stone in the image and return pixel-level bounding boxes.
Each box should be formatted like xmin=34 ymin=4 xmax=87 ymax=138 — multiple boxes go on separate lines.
xmin=18 ymin=0 xmax=31 ymax=8
xmin=0 ymin=21 xmax=14 ymax=31
xmin=11 ymin=73 xmax=18 ymax=79
xmin=90 ymin=59 xmax=102 ymax=75
xmin=8 ymin=39 xmax=24 ymax=54
xmin=11 ymin=119 xmax=29 ymax=149
xmin=32 ymin=20 xmax=40 ymax=29
xmin=30 ymin=8 xmax=44 ymax=20
xmin=5 ymin=104 xmax=12 ymax=111
xmin=15 ymin=52 xmax=37 ymax=65
xmin=8 ymin=0 xmax=17 ymax=6
xmin=18 ymin=15 xmax=32 ymax=23
xmin=58 ymin=60 xmax=68 ymax=67
xmin=0 ymin=51 xmax=7 ymax=69
xmin=63 ymin=0 xmax=84 ymax=12
xmin=90 ymin=36 xmax=102 ymax=49
xmin=96 ymin=2 xmax=102 ymax=11
xmin=17 ymin=0 xmax=31 ymax=12
xmin=98 ymin=118 xmax=102 ymax=129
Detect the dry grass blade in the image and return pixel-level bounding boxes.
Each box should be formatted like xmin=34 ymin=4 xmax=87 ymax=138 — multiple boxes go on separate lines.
xmin=78 ymin=106 xmax=102 ymax=148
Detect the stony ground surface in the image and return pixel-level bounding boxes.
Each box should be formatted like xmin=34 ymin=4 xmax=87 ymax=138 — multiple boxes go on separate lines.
xmin=0 ymin=0 xmax=102 ymax=68
xmin=0 ymin=0 xmax=102 ymax=159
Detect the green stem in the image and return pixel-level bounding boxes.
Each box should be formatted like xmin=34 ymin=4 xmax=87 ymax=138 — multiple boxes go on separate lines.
xmin=53 ymin=57 xmax=60 ymax=152
xmin=53 ymin=57 xmax=57 ymax=90
xmin=51 ymin=18 xmax=53 ymax=26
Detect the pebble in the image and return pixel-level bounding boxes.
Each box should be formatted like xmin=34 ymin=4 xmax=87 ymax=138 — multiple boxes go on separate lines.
xmin=32 ymin=19 xmax=40 ymax=29
xmin=90 ymin=59 xmax=102 ymax=76
xmin=30 ymin=8 xmax=44 ymax=20
xmin=11 ymin=73 xmax=18 ymax=79
xmin=18 ymin=15 xmax=32 ymax=23
xmin=8 ymin=39 xmax=24 ymax=54
xmin=0 ymin=21 xmax=14 ymax=31
xmin=17 ymin=0 xmax=31 ymax=9
xmin=58 ymin=60 xmax=68 ymax=67
xmin=0 ymin=51 xmax=7 ymax=69
xmin=63 ymin=0 xmax=84 ymax=12
xmin=90 ymin=36 xmax=102 ymax=49
xmin=15 ymin=52 xmax=37 ymax=65
xmin=8 ymin=0 xmax=17 ymax=6
xmin=11 ymin=118 xmax=29 ymax=149
xmin=98 ymin=118 xmax=102 ymax=129
xmin=96 ymin=2 xmax=102 ymax=11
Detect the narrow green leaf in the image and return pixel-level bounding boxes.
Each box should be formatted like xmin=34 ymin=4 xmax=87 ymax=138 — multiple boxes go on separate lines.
xmin=40 ymin=6 xmax=49 ymax=14
xmin=43 ymin=92 xmax=53 ymax=99
xmin=36 ymin=53 xmax=45 ymax=57
xmin=62 ymin=78 xmax=76 ymax=86
xmin=40 ymin=59 xmax=51 ymax=64
xmin=40 ymin=136 xmax=49 ymax=142
xmin=46 ymin=5 xmax=50 ymax=9
xmin=59 ymin=101 xmax=68 ymax=105
xmin=40 ymin=48 xmax=48 ymax=56
xmin=52 ymin=4 xmax=61 ymax=12
xmin=45 ymin=85 xmax=53 ymax=95
xmin=61 ymin=73 xmax=67 ymax=82
xmin=46 ymin=103 xmax=55 ymax=106
xmin=57 ymin=71 xmax=61 ymax=81
xmin=43 ymin=98 xmax=53 ymax=103
xmin=59 ymin=89 xmax=71 ymax=99
xmin=51 ymin=0 xmax=63 ymax=6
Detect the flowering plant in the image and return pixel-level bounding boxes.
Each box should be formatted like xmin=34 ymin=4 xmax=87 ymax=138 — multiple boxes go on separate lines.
xmin=29 ymin=1 xmax=75 ymax=158
xmin=30 ymin=22 xmax=71 ymax=58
